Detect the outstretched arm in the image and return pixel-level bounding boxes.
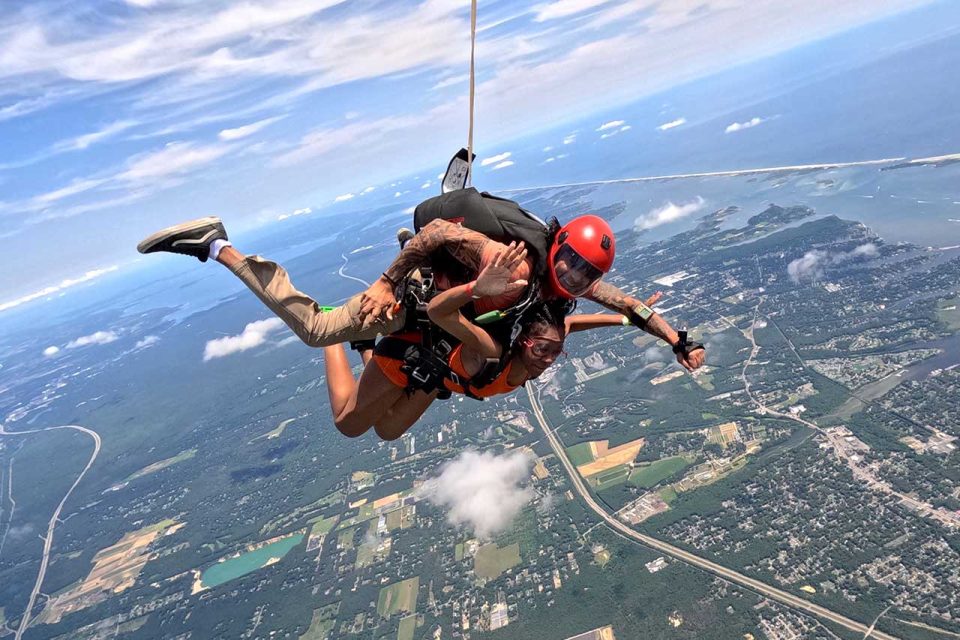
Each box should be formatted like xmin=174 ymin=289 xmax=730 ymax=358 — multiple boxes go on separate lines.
xmin=586 ymin=281 xmax=704 ymax=371
xmin=565 ymin=291 xmax=663 ymax=334
xmin=359 ymin=219 xmax=494 ymax=323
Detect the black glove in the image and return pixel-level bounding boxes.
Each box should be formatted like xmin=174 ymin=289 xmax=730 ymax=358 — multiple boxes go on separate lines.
xmin=671 ymin=330 xmax=705 ymax=356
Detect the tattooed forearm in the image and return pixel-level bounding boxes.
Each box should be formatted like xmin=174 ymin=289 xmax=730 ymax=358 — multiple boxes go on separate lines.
xmin=587 ymin=280 xmax=679 ymax=345
xmin=382 ymin=219 xmax=489 ymax=284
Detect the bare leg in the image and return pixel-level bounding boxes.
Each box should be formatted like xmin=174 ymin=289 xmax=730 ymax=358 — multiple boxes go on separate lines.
xmin=323 ymin=345 xmax=358 ymax=424
xmin=216 ymin=245 xmax=244 ymax=269
xmin=375 ymin=391 xmax=438 ymax=440
xmin=322 ymin=345 xmax=410 ymax=438
xmin=360 ymin=348 xmax=373 ymax=366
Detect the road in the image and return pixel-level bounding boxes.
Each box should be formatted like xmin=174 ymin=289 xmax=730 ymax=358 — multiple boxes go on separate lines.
xmin=338 ymin=253 xmax=372 ymax=289
xmin=524 ymin=385 xmax=899 ymax=640
xmin=0 ymin=423 xmax=102 ymax=640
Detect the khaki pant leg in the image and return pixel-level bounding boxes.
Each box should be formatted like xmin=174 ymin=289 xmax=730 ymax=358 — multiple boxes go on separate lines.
xmin=229 ymin=255 xmax=406 ymax=347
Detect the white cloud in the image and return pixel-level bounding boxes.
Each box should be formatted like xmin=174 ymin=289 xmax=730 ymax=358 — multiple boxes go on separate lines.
xmin=619 ymin=124 xmax=631 ymax=131
xmin=43 ymin=346 xmax=60 ymax=357
xmin=417 ymin=449 xmax=534 ymax=538
xmin=725 ymin=116 xmax=766 ymax=133
xmin=542 ymin=145 xmax=554 ymax=152
xmin=0 ymin=265 xmax=119 ymax=313
xmin=218 ymin=116 xmax=284 ymax=141
xmin=135 ymin=335 xmax=160 ymax=349
xmin=596 ymin=119 xmax=625 ymax=131
xmin=432 ymin=73 xmax=469 ymax=90
xmin=67 ymin=330 xmax=119 ymax=349
xmin=292 ymin=207 xmax=311 ymax=215
xmin=657 ymin=117 xmax=686 ymax=131
xmin=634 ymin=197 xmax=705 ymax=231
xmin=492 ymin=160 xmax=514 ymax=170
xmin=562 ymin=133 xmax=577 ymax=145
xmin=420 ymin=180 xmax=432 ymax=189
xmin=481 ymin=152 xmax=512 ymax=167
xmin=117 ymin=142 xmax=230 ymax=182
xmin=535 ymin=0 xmax=611 ymax=22
xmin=361 ymin=186 xmax=375 ymax=194
xmin=53 ymin=120 xmax=136 ymax=152
xmin=334 ymin=193 xmax=355 ymax=202
xmin=787 ymin=243 xmax=879 ymax=283
xmin=203 ymin=317 xmax=286 ymax=361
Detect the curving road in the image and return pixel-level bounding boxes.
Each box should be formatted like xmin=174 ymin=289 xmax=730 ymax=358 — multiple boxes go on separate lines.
xmin=0 ymin=423 xmax=101 ymax=640
xmin=525 ymin=386 xmax=899 ymax=640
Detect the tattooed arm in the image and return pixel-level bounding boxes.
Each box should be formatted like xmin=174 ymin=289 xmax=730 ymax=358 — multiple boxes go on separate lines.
xmin=586 ymin=280 xmax=705 ymax=371
xmin=359 ymin=219 xmax=492 ymax=322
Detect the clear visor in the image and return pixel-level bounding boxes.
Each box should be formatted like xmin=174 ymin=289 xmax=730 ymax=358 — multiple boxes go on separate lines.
xmin=553 ymin=244 xmax=603 ymax=296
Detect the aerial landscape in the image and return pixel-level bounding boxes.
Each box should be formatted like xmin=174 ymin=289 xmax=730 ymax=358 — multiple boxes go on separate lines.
xmin=1 ymin=1 xmax=960 ymax=639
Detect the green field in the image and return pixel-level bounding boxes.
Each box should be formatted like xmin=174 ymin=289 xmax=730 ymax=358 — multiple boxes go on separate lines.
xmin=337 ymin=527 xmax=357 ymax=550
xmin=454 ymin=543 xmax=464 ymax=561
xmin=566 ymin=442 xmax=596 ymax=466
xmin=124 ymin=449 xmax=196 ymax=483
xmin=300 ymin=602 xmax=340 ymax=640
xmin=397 ymin=614 xmax=417 ymax=640
xmin=658 ymin=486 xmax=679 ymax=504
xmin=307 ymin=514 xmax=339 ymax=536
xmin=587 ymin=464 xmax=630 ymax=490
xmin=377 ymin=577 xmax=419 ymax=617
xmin=628 ymin=456 xmax=693 ymax=489
xmin=474 ymin=542 xmax=521 ymax=580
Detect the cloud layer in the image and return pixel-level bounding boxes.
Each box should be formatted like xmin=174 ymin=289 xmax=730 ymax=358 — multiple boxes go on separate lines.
xmin=67 ymin=330 xmax=118 ymax=349
xmin=418 ymin=449 xmax=534 ymax=538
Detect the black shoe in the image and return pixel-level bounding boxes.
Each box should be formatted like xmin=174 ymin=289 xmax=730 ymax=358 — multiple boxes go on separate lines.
xmin=137 ymin=217 xmax=227 ymax=262
xmin=397 ymin=228 xmax=414 ymax=249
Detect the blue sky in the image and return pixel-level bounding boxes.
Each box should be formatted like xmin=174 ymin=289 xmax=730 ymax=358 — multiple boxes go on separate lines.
xmin=0 ymin=0 xmax=946 ymax=311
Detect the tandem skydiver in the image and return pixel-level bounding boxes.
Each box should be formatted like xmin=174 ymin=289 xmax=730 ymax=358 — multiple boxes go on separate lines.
xmin=136 ymin=188 xmax=705 ymax=373
xmin=320 ymin=241 xmax=664 ymax=440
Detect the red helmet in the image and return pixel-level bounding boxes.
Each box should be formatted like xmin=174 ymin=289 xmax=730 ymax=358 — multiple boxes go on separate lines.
xmin=546 ymin=215 xmax=615 ymax=299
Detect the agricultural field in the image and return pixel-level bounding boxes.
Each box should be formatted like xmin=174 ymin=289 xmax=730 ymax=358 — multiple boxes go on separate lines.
xmin=474 ymin=542 xmax=521 ymax=580
xmin=377 ymin=577 xmax=419 ymax=618
xmin=121 ymin=449 xmax=196 ymax=484
xmin=628 ymin=456 xmax=693 ymax=489
xmin=397 ymin=614 xmax=417 ymax=640
xmin=300 ymin=602 xmax=339 ymax=640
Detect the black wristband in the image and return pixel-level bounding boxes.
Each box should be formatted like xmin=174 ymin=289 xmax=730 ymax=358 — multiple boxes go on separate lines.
xmin=381 ymin=272 xmax=398 ymax=287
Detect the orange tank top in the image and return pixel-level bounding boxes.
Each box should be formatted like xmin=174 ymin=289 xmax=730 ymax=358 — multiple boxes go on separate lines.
xmin=443 ymin=345 xmax=519 ymax=398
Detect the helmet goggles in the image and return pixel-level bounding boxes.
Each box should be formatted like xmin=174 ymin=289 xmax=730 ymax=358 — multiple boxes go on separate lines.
xmin=552 ymin=244 xmax=603 ymax=297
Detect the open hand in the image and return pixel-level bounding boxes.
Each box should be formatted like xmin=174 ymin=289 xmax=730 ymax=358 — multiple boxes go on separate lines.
xmin=474 ymin=241 xmax=528 ymax=298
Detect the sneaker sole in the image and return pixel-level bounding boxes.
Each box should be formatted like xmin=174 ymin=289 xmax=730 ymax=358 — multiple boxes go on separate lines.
xmin=137 ymin=216 xmax=223 ymax=254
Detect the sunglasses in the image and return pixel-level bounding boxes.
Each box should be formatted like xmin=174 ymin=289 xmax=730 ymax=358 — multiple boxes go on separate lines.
xmin=521 ymin=337 xmax=566 ymax=358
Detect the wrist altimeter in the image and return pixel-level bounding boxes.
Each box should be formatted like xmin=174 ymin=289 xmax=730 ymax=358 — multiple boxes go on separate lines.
xmin=672 ymin=330 xmax=705 ymax=356
xmin=628 ymin=301 xmax=655 ymax=327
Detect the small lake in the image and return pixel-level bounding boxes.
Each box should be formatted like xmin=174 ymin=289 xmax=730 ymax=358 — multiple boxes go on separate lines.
xmin=201 ymin=534 xmax=304 ymax=588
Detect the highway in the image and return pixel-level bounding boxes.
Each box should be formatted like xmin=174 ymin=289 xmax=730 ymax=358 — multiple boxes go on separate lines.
xmin=524 ymin=385 xmax=899 ymax=640
xmin=0 ymin=423 xmax=102 ymax=640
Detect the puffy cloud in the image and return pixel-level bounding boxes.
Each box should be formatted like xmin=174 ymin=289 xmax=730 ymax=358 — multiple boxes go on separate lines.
xmin=66 ymin=330 xmax=119 ymax=349
xmin=725 ymin=116 xmax=766 ymax=133
xmin=334 ymin=193 xmax=355 ymax=202
xmin=361 ymin=186 xmax=375 ymax=194
xmin=492 ymin=160 xmax=514 ymax=170
xmin=481 ymin=152 xmax=512 ymax=166
xmin=657 ymin=117 xmax=686 ymax=131
xmin=418 ymin=449 xmax=534 ymax=538
xmin=596 ymin=119 xmax=625 ymax=131
xmin=562 ymin=133 xmax=577 ymax=145
xmin=203 ymin=318 xmax=286 ymax=361
xmin=420 ymin=180 xmax=432 ymax=189
xmin=43 ymin=345 xmax=60 ymax=357
xmin=135 ymin=335 xmax=160 ymax=349
xmin=634 ymin=197 xmax=705 ymax=231
xmin=787 ymin=243 xmax=879 ymax=283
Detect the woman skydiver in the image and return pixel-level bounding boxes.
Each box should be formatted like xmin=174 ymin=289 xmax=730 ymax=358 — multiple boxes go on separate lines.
xmin=323 ymin=241 xmax=659 ymax=441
